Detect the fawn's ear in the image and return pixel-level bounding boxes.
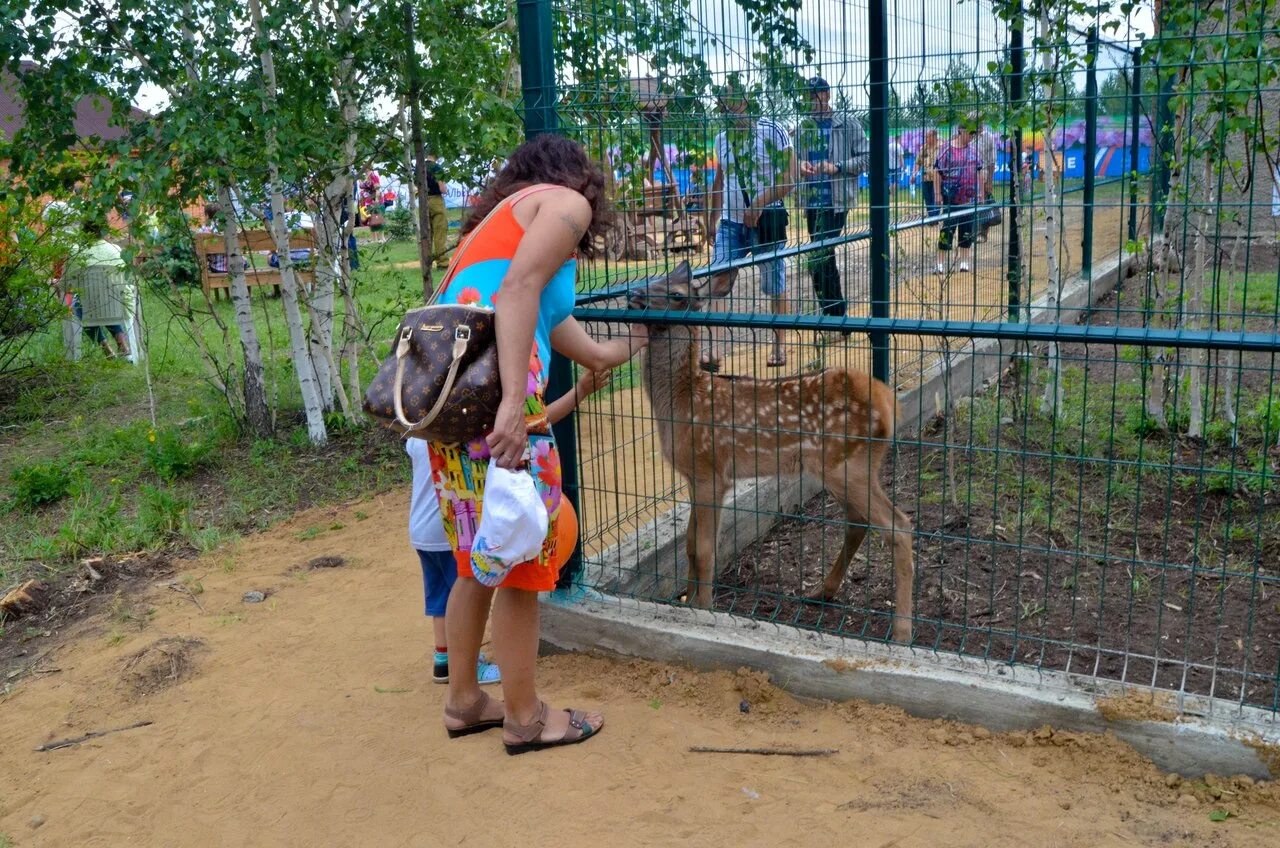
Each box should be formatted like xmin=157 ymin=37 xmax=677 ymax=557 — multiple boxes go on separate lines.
xmin=667 ymin=260 xmax=692 ymax=287
xmin=706 ymin=272 xmax=734 ymax=298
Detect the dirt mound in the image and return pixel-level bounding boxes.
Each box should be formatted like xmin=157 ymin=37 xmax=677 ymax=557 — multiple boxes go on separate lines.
xmin=121 ymin=637 xmax=204 ymax=697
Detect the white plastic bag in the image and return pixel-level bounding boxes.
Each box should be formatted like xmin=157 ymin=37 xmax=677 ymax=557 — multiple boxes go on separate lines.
xmin=470 ymin=459 xmax=549 ymax=587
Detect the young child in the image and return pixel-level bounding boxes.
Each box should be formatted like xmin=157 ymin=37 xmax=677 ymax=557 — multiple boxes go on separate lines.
xmin=407 ymin=366 xmax=618 ymax=683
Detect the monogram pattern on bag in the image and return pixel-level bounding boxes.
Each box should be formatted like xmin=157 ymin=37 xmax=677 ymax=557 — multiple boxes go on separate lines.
xmin=363 ymin=305 xmax=500 ymax=442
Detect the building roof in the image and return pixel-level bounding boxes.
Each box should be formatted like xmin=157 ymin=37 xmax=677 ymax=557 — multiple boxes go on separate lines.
xmin=1 ymin=61 xmax=150 ymax=144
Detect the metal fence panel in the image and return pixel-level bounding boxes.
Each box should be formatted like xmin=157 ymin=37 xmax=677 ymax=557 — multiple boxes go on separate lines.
xmin=523 ymin=0 xmax=1280 ymax=717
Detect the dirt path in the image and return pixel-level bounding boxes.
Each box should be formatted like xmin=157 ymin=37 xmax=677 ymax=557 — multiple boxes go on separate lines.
xmin=1 ymin=492 xmax=1277 ymax=847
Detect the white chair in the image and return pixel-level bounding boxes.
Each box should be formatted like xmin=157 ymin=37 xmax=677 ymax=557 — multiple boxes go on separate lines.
xmin=60 ymin=265 xmax=143 ymax=364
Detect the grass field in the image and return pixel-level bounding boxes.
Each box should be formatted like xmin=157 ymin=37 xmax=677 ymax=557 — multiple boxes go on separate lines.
xmin=0 ymin=234 xmax=449 ymax=590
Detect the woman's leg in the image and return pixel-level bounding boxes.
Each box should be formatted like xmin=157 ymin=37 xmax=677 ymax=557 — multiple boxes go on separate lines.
xmin=495 ymin=587 xmax=602 ymax=742
xmin=444 ymin=576 xmax=495 ymax=716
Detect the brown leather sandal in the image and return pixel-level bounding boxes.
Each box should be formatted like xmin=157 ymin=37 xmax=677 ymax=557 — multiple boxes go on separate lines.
xmin=444 ymin=691 xmax=505 ymax=739
xmin=503 ymin=701 xmax=602 ymax=755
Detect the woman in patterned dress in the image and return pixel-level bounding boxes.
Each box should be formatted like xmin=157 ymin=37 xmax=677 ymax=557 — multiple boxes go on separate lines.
xmin=433 ymin=134 xmax=648 ymax=753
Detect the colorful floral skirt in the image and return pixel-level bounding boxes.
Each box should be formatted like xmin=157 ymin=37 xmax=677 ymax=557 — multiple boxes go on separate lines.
xmin=428 ymin=392 xmax=566 ymax=592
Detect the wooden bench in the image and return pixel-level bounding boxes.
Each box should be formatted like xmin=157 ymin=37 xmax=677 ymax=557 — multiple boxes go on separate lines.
xmin=195 ymin=229 xmax=316 ymax=300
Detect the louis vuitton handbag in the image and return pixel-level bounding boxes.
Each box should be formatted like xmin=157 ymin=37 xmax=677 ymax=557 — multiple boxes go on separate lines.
xmin=363 ymin=255 xmax=501 ymax=444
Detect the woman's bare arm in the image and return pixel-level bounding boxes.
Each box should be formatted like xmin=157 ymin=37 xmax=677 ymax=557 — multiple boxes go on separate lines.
xmin=486 ymin=189 xmax=592 ymax=468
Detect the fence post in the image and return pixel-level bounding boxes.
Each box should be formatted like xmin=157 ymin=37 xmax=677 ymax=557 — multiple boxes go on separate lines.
xmin=1127 ymin=47 xmax=1142 ymax=245
xmin=1006 ymin=4 xmax=1024 ymax=322
xmin=1081 ymin=25 xmax=1098 ymax=281
xmin=867 ymin=0 xmax=890 ymax=384
xmin=517 ymin=0 xmax=558 ymax=137
xmin=517 ymin=0 xmax=582 ymax=590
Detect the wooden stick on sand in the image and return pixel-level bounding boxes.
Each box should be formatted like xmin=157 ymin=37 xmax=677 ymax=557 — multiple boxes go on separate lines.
xmin=35 ymin=721 xmax=154 ymax=752
xmin=688 ymin=746 xmax=838 ymax=757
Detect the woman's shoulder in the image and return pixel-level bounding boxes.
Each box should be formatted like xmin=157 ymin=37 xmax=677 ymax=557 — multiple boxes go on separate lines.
xmin=514 ymin=184 xmax=590 ymax=217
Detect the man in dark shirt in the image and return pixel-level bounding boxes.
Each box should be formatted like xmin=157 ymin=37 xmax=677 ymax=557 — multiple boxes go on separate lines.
xmin=426 ymin=155 xmax=449 ymax=270
xmin=795 ymin=76 xmax=870 ymax=330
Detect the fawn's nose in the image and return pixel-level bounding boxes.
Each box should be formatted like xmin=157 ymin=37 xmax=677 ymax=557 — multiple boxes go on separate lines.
xmin=628 ymin=290 xmax=648 ymax=310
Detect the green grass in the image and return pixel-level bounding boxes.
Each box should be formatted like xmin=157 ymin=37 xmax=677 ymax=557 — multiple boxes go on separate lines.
xmin=941 ymin=358 xmax=1280 ymax=556
xmin=1208 ymin=272 xmax=1280 ymax=319
xmin=0 ymin=238 xmax=440 ymax=588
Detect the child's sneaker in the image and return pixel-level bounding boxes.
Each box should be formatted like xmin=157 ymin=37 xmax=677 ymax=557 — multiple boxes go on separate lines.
xmin=933 ymin=263 xmax=946 ymax=275
xmin=432 ymin=651 xmax=502 ymax=685
xmin=477 ymin=659 xmax=501 ymax=686
xmin=958 ymin=261 xmax=971 ymax=272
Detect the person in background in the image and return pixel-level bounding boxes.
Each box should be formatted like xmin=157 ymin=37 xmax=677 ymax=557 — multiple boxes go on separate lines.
xmin=888 ymin=136 xmax=904 ymax=203
xmin=199 ymin=202 xmax=229 ymax=274
xmin=705 ymin=79 xmax=795 ymax=370
xmin=914 ymin=129 xmax=941 ymax=219
xmin=426 ymin=154 xmax=450 ymax=271
xmin=64 ymin=218 xmax=133 ymax=358
xmin=795 ymin=76 xmax=869 ymax=337
xmin=933 ymin=120 xmax=983 ymax=275
xmin=406 ymin=366 xmax=613 ymax=686
xmin=971 ymin=112 xmax=998 ymax=242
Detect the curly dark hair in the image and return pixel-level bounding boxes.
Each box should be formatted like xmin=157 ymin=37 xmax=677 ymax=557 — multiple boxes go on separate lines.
xmin=462 ymin=134 xmax=613 ymax=258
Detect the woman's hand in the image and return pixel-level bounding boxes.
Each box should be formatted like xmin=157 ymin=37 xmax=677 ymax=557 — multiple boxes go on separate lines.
xmin=486 ymin=398 xmax=528 ymax=470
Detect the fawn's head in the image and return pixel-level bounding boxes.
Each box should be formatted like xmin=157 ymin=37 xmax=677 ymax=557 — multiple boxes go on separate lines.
xmin=628 ymin=261 xmax=721 ymax=315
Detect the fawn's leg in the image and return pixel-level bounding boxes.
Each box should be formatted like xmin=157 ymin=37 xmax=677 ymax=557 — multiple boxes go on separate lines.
xmin=842 ymin=455 xmax=915 ymax=643
xmin=688 ymin=502 xmax=720 ymax=608
xmin=808 ymin=448 xmax=870 ymax=602
xmin=868 ymin=481 xmax=915 ymax=644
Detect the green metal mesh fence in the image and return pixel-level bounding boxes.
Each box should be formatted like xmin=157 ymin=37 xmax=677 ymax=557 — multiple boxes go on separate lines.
xmin=523 ymin=0 xmax=1280 ymax=716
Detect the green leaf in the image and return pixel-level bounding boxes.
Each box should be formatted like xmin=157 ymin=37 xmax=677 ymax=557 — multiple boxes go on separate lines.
xmin=374 ymin=686 xmax=411 ymax=694
xmin=1208 ymin=810 xmax=1231 ymax=822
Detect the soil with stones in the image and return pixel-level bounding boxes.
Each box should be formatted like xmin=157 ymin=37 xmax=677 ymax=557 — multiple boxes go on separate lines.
xmin=719 ymin=278 xmax=1280 ymax=709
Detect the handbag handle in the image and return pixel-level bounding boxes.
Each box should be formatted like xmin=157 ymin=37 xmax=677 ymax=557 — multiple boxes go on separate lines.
xmin=393 ymin=323 xmax=472 ymax=434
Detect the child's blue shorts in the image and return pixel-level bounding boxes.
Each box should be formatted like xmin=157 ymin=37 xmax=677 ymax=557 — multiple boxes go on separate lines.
xmin=417 ymin=549 xmax=457 ymax=616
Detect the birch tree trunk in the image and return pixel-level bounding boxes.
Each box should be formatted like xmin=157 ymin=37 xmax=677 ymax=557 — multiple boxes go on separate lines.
xmin=1221 ymin=238 xmax=1241 ymax=445
xmin=1037 ymin=7 xmax=1065 ymax=418
xmin=219 ymin=184 xmax=274 ymax=437
xmin=304 ymin=0 xmax=360 ymax=418
xmin=313 ymin=0 xmax=361 ymax=423
xmin=1185 ymin=157 xmax=1212 ymax=439
xmin=248 ymin=0 xmax=328 ymax=445
xmin=403 ymin=1 xmax=434 ymax=300
xmin=339 ymin=186 xmax=363 ymax=412
xmin=399 ymin=99 xmax=418 ymax=233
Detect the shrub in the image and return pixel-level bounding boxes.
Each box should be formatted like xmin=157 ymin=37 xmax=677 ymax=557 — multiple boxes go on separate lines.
xmin=11 ymin=462 xmax=73 ymax=510
xmin=136 ymin=484 xmax=191 ymax=541
xmin=384 ymin=206 xmax=415 ymax=242
xmin=55 ymin=491 xmax=125 ymax=557
xmin=144 ymin=427 xmax=212 ymax=482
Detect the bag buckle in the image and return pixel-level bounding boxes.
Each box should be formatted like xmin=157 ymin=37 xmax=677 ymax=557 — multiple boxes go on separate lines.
xmin=396 ymin=325 xmax=413 ymax=357
xmin=455 ymin=326 xmax=471 ymax=342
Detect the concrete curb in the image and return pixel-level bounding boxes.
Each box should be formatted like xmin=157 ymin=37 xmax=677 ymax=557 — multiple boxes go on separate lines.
xmin=540 ymin=594 xmax=1279 ymax=780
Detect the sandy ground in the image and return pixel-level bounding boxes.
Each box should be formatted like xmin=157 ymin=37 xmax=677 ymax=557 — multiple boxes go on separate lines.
xmin=2 ymin=491 xmax=1279 ymax=847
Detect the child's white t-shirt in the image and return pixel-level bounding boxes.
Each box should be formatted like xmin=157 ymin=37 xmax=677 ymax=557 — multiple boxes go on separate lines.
xmin=405 ymin=438 xmax=452 ymax=552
